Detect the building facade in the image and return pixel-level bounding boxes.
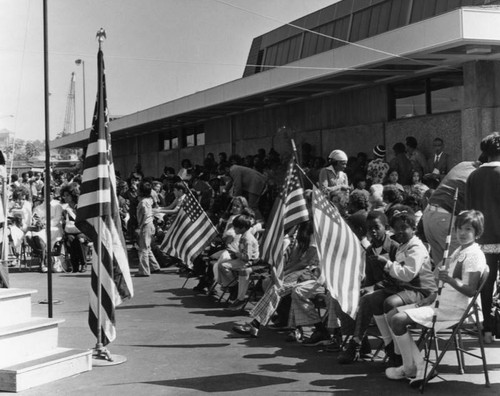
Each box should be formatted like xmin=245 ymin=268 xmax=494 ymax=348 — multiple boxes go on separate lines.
xmin=53 ymin=0 xmax=500 ymax=178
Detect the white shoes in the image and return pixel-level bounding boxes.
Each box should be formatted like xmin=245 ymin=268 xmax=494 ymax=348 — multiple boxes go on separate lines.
xmin=409 ymin=363 xmax=438 ymax=388
xmin=385 ymin=365 xmax=416 ymax=380
xmin=484 ymin=331 xmax=494 ymax=344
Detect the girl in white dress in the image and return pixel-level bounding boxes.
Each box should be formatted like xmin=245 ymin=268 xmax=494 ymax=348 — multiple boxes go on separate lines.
xmin=386 ymin=210 xmax=487 ymax=387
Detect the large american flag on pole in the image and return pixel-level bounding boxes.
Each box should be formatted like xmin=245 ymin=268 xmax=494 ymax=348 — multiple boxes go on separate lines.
xmin=160 ymin=188 xmax=218 ymax=267
xmin=76 ymin=49 xmax=133 ymax=346
xmin=312 ymin=186 xmax=364 ymax=319
xmin=260 ymin=160 xmax=309 ymax=281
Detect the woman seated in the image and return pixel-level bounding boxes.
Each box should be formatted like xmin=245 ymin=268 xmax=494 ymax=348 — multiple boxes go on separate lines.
xmin=386 ymin=210 xmax=487 ymax=387
xmin=61 ymin=183 xmax=90 ymax=273
xmin=25 ymin=187 xmax=64 ymax=272
xmin=4 ymin=187 xmax=32 ymax=264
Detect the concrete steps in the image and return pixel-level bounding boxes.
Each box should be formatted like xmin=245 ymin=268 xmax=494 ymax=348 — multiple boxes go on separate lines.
xmin=0 ymin=288 xmax=92 ymax=392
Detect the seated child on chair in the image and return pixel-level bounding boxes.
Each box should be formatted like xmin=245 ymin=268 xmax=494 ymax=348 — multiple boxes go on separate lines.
xmin=386 ymin=209 xmax=487 ymax=387
xmin=217 ymin=214 xmax=259 ymax=309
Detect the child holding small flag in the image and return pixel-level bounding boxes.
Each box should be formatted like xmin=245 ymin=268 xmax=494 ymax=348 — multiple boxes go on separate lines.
xmin=136 ymin=181 xmax=162 ymax=277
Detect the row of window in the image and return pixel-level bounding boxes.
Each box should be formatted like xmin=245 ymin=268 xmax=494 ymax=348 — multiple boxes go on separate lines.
xmin=390 ymin=72 xmax=463 ymax=119
xmin=159 ymin=72 xmax=463 ymax=151
xmin=161 ymin=127 xmax=205 ymax=151
xmin=259 ymin=0 xmax=494 ymax=71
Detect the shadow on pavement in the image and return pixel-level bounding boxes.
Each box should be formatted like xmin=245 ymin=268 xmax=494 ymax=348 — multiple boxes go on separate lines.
xmin=142 ymin=372 xmax=297 ymax=392
xmin=130 ymin=343 xmax=231 ymax=348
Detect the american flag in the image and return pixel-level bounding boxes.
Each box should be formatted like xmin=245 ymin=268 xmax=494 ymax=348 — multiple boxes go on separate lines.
xmin=160 ymin=188 xmax=218 ymax=267
xmin=312 ymin=186 xmax=364 ymax=319
xmin=260 ymin=160 xmax=309 ymax=281
xmin=76 ymin=49 xmax=133 ymax=346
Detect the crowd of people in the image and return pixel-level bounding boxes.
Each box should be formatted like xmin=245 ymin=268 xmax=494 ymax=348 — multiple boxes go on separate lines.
xmin=1 ymin=132 xmax=499 ymax=389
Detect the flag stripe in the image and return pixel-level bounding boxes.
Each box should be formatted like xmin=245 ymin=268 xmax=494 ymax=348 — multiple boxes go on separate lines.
xmin=75 ymin=49 xmax=133 ymax=346
xmin=160 ymin=188 xmax=218 ymax=267
xmin=260 ymin=160 xmax=308 ymax=281
xmin=312 ymin=187 xmax=364 ymax=319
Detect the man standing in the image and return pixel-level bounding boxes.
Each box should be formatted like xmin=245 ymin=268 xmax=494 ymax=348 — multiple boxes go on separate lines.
xmin=424 ymin=137 xmax=449 ymax=188
xmin=223 ymin=158 xmax=267 ymax=219
xmin=423 ymin=159 xmax=482 ymax=266
xmin=466 ymin=132 xmax=500 ymax=344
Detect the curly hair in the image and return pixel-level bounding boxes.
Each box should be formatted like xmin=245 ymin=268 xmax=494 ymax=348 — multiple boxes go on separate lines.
xmin=12 ymin=186 xmax=29 ymax=201
xmin=480 ymin=132 xmax=500 ymax=158
xmin=349 ymin=189 xmax=370 ymax=211
xmin=59 ymin=182 xmax=80 ymax=203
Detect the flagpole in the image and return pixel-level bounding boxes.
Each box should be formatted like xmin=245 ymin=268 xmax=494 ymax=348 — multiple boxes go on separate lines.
xmin=290 ymin=139 xmax=300 ymax=164
xmin=42 ymin=0 xmax=54 ymax=316
xmin=91 ymin=29 xmax=127 ymax=366
xmin=95 ymin=29 xmax=105 ymax=361
xmin=0 ymin=165 xmax=9 ymax=287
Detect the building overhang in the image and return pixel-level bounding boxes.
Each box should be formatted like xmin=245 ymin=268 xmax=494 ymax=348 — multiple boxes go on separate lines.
xmin=52 ymin=6 xmax=500 ymax=149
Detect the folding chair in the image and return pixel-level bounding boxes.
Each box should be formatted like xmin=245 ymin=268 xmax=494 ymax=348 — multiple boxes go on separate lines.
xmin=418 ymin=267 xmax=490 ymax=393
xmin=239 ymin=263 xmax=270 ymax=310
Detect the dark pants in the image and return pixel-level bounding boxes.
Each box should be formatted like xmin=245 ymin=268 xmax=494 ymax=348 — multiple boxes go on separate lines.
xmin=66 ymin=233 xmax=87 ymax=272
xmin=482 ymin=253 xmax=500 ymax=333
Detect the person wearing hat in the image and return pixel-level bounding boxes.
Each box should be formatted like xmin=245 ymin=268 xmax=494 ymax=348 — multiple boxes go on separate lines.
xmin=366 ymin=145 xmax=390 ymax=186
xmin=319 ymin=149 xmax=349 ymax=198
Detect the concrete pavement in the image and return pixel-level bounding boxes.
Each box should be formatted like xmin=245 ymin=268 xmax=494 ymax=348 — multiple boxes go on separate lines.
xmin=3 ymin=258 xmax=500 ymax=396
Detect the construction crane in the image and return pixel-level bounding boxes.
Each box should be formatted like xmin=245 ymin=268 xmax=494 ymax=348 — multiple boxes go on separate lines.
xmin=61 ymin=72 xmax=76 ymax=136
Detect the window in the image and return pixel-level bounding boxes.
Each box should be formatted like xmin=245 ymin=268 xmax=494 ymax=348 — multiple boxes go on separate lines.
xmin=161 ymin=135 xmax=179 ymax=151
xmin=182 ymin=125 xmax=205 ymax=147
xmin=185 ymin=134 xmax=195 ymax=147
xmin=390 ymin=72 xmax=463 ymax=119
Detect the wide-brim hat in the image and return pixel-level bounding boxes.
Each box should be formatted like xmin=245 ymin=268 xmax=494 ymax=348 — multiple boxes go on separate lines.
xmin=373 ymin=145 xmax=386 ymax=158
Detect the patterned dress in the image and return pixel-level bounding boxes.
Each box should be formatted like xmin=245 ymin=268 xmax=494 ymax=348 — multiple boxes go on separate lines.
xmin=366 ymin=159 xmax=389 ymax=185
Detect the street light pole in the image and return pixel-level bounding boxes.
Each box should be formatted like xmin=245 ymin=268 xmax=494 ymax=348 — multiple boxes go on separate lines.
xmin=75 ymin=59 xmax=87 ymax=130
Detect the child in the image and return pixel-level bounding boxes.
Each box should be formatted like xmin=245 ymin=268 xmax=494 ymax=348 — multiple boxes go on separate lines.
xmin=363 ymin=209 xmax=437 ymax=366
xmin=157 ymin=182 xmax=186 ymax=229
xmin=338 ymin=211 xmax=400 ymax=364
xmin=386 ymin=210 xmax=487 ymax=387
xmin=136 ymin=181 xmax=161 ymax=277
xmin=217 ymin=214 xmax=259 ymax=311
xmin=385 ymin=169 xmax=405 ymax=192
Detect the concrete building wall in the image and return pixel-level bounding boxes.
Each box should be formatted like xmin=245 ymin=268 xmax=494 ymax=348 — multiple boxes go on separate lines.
xmin=462 ymin=60 xmax=500 ymax=161
xmin=385 ymin=112 xmax=462 ymax=167
xmin=110 ymin=62 xmax=500 ymax=178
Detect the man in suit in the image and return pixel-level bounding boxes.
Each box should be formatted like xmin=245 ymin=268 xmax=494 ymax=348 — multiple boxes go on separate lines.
xmin=424 ymin=137 xmax=449 ymax=188
xmin=223 ymin=159 xmax=267 ymax=220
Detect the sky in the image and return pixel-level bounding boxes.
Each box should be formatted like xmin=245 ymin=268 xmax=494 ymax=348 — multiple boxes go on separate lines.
xmin=0 ymin=0 xmax=336 ymax=143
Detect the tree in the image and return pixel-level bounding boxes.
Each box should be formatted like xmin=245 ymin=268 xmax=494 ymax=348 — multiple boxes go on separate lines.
xmin=25 ymin=142 xmax=40 ymax=160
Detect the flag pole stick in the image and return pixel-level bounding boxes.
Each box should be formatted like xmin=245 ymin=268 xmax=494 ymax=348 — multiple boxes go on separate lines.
xmin=290 ymin=139 xmax=300 ymax=164
xmin=0 ymin=169 xmax=9 ymax=288
xmin=95 ymin=32 xmax=105 ymax=360
xmin=42 ymin=0 xmax=54 ymax=316
xmin=420 ymin=188 xmax=459 ymax=392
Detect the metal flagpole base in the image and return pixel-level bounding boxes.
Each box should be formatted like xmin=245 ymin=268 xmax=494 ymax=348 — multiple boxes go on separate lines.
xmin=92 ymin=346 xmax=127 ymax=367
xmin=39 ymin=299 xmax=63 ymax=305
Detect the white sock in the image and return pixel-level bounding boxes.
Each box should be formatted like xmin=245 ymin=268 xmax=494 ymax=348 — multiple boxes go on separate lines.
xmin=394 ymin=332 xmax=417 ymax=375
xmin=374 ymin=315 xmax=392 ymax=346
xmin=411 ymin=340 xmax=424 ymax=369
xmin=386 ymin=314 xmax=400 ymax=355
